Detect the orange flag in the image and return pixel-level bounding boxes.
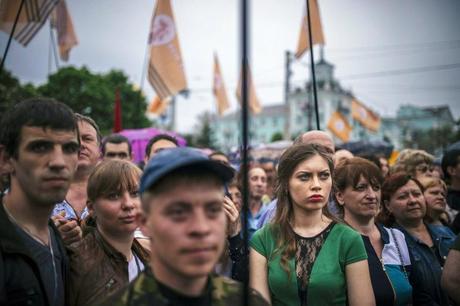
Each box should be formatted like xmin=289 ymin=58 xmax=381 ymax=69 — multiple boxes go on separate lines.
xmin=50 ymin=0 xmax=78 ymax=61
xmin=0 ymin=0 xmax=59 ymax=46
xmin=147 ymin=96 xmax=169 ymax=116
xmin=295 ymin=0 xmax=325 ymax=59
xmin=327 ymin=111 xmax=351 ymax=142
xmin=351 ymin=99 xmax=381 ymax=132
xmin=147 ymin=0 xmax=187 ymax=100
xmin=213 ymin=53 xmax=230 ymax=115
xmin=236 ymin=62 xmax=262 ymax=114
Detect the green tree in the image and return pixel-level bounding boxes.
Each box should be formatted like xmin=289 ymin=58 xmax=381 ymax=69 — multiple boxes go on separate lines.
xmin=38 ymin=66 xmax=151 ymax=134
xmin=403 ymin=124 xmax=458 ymax=155
xmin=192 ymin=111 xmax=216 ymax=149
xmin=270 ymin=131 xmax=283 ymax=142
xmin=0 ymin=68 xmax=38 ymax=121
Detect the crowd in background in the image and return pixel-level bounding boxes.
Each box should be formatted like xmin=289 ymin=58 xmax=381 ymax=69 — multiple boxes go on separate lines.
xmin=1 ymin=97 xmax=460 ymax=306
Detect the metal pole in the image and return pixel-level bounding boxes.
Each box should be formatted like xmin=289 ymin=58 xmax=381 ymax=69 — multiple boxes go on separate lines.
xmin=169 ymin=96 xmax=176 ymax=131
xmin=240 ymin=0 xmax=250 ymax=305
xmin=49 ymin=21 xmax=60 ymax=72
xmin=0 ymin=0 xmax=25 ymax=71
xmin=283 ymin=50 xmax=292 ymax=140
xmin=305 ymin=0 xmax=320 ymax=130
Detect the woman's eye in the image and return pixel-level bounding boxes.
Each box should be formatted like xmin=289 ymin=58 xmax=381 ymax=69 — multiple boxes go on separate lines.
xmin=298 ymin=174 xmax=310 ymax=181
xmin=319 ymin=172 xmax=330 ymax=180
xmin=130 ymin=190 xmax=140 ymax=197
xmin=107 ymin=193 xmax=120 ymax=200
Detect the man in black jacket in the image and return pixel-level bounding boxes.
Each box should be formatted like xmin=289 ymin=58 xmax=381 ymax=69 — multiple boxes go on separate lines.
xmin=0 ymin=98 xmax=80 ymax=306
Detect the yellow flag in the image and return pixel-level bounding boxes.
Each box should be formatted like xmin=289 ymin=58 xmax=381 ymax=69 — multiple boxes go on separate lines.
xmin=50 ymin=0 xmax=78 ymax=61
xmin=147 ymin=0 xmax=187 ymax=100
xmin=295 ymin=0 xmax=325 ymax=59
xmin=147 ymin=96 xmax=169 ymax=116
xmin=236 ymin=63 xmax=262 ymax=114
xmin=351 ymin=99 xmax=381 ymax=132
xmin=0 ymin=0 xmax=59 ymax=46
xmin=213 ymin=53 xmax=230 ymax=116
xmin=327 ymin=111 xmax=351 ymax=142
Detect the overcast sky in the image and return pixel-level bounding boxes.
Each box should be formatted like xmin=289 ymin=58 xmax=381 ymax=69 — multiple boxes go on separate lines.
xmin=2 ymin=0 xmax=460 ymax=133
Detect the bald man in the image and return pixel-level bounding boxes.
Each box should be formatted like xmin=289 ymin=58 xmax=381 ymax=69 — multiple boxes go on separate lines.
xmin=294 ymin=130 xmax=335 ymax=154
xmin=256 ymin=130 xmax=336 ymax=228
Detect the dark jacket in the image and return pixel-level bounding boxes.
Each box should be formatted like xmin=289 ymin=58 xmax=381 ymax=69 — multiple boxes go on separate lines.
xmin=396 ymin=223 xmax=456 ymax=306
xmin=68 ymin=227 xmax=149 ymax=306
xmin=0 ymin=199 xmax=70 ymax=306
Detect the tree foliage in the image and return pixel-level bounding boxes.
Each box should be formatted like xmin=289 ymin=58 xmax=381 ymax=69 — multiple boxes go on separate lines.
xmin=1 ymin=67 xmax=152 ymax=134
xmin=188 ymin=111 xmax=217 ymax=149
xmin=0 ymin=69 xmax=37 ymax=121
xmin=270 ymin=131 xmax=283 ymax=142
xmin=403 ymin=123 xmax=460 ymax=155
xmin=38 ymin=67 xmax=151 ymax=133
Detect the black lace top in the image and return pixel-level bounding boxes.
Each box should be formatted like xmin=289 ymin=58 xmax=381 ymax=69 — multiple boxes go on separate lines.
xmin=294 ymin=222 xmax=335 ymax=306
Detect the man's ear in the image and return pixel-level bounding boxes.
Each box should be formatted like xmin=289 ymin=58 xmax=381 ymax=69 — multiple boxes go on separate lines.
xmin=0 ymin=145 xmax=13 ymax=175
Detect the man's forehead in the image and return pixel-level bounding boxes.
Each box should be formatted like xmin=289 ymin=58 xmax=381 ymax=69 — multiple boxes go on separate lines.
xmin=78 ymin=120 xmax=97 ymax=135
xmin=20 ymin=126 xmax=78 ymax=142
xmin=106 ymin=142 xmax=129 ymax=151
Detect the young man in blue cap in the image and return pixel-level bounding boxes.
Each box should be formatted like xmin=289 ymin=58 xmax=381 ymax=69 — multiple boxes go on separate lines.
xmin=103 ymin=147 xmax=268 ymax=306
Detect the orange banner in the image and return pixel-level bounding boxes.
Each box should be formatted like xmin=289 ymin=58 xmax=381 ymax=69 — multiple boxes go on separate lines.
xmin=236 ymin=62 xmax=262 ymax=114
xmin=327 ymin=111 xmax=351 ymax=142
xmin=147 ymin=96 xmax=169 ymax=116
xmin=213 ymin=53 xmax=230 ymax=115
xmin=295 ymin=0 xmax=325 ymax=59
xmin=351 ymin=99 xmax=381 ymax=132
xmin=50 ymin=0 xmax=78 ymax=61
xmin=147 ymin=0 xmax=187 ymax=100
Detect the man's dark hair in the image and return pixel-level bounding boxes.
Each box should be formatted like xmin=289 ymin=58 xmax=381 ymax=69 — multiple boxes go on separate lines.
xmin=101 ymin=134 xmax=132 ymax=155
xmin=442 ymin=149 xmax=460 ymax=180
xmin=75 ymin=113 xmax=102 ymax=144
xmin=145 ymin=134 xmax=178 ymax=158
xmin=0 ymin=98 xmax=78 ymax=158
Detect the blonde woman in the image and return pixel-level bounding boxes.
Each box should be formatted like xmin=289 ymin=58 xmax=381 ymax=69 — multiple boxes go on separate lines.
xmin=250 ymin=144 xmax=375 ymax=306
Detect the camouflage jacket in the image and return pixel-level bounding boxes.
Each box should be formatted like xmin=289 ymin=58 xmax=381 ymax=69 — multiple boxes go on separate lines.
xmin=101 ymin=268 xmax=269 ymax=306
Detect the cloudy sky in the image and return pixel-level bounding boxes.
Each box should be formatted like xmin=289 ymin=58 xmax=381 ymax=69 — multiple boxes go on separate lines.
xmin=2 ymin=0 xmax=460 ymax=133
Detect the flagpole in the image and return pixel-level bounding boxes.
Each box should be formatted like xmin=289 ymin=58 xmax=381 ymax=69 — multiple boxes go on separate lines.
xmin=240 ymin=0 xmax=250 ymax=305
xmin=0 ymin=0 xmax=25 ymax=71
xmin=305 ymin=0 xmax=320 ymax=130
xmin=49 ymin=21 xmax=60 ymax=72
xmin=283 ymin=50 xmax=292 ymax=139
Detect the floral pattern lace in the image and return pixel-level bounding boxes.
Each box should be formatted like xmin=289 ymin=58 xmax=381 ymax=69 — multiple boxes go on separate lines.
xmin=294 ymin=222 xmax=334 ymax=306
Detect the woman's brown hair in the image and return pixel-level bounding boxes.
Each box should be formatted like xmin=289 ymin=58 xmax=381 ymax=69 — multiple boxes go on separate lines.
xmin=272 ymin=143 xmax=335 ymax=277
xmin=87 ymin=160 xmax=142 ymax=203
xmin=333 ymin=157 xmax=384 ymax=218
xmin=377 ymin=172 xmax=424 ymax=226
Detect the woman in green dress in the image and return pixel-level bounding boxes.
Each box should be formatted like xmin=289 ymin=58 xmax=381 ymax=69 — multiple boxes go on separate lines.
xmin=250 ymin=144 xmax=375 ymax=306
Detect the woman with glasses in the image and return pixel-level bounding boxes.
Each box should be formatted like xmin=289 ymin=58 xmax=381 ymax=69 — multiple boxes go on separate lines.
xmin=378 ymin=172 xmax=455 ymax=305
xmin=68 ymin=160 xmax=149 ymax=306
xmin=250 ymin=144 xmax=375 ymax=306
xmin=334 ymin=157 xmax=413 ymax=305
xmin=392 ymin=149 xmax=435 ymax=181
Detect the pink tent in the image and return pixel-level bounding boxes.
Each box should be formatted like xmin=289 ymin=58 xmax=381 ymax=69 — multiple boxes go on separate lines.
xmin=119 ymin=127 xmax=186 ymax=163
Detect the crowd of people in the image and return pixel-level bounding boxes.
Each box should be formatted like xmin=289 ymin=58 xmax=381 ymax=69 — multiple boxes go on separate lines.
xmin=0 ymin=97 xmax=459 ymax=306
